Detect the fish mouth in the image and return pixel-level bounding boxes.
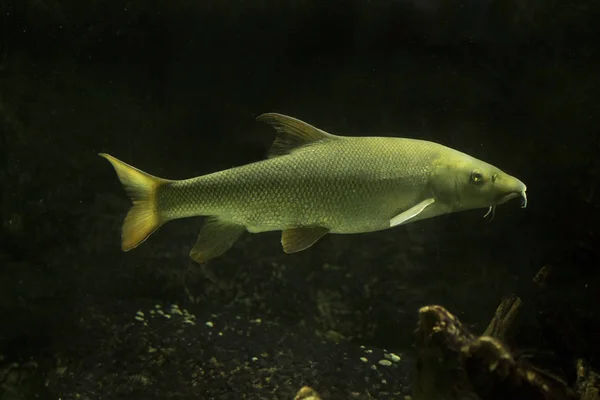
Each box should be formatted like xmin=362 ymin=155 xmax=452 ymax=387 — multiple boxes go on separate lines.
xmin=497 ymin=190 xmax=527 ymax=208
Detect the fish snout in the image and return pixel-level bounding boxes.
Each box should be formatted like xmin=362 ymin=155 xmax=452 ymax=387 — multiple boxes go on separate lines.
xmin=496 ymin=176 xmax=527 ymax=208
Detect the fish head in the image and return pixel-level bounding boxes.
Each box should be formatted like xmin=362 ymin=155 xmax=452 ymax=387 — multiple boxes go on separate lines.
xmin=431 ymin=152 xmax=527 ymax=212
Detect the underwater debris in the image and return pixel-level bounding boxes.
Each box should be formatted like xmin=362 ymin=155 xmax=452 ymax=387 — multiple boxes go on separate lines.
xmin=294 ymin=385 xmax=321 ymax=400
xmin=49 ymin=300 xmax=412 ymax=399
xmin=413 ymin=304 xmax=582 ymax=399
xmin=412 ymin=270 xmax=600 ymax=400
xmin=575 ymin=359 xmax=600 ymax=400
xmin=411 ymin=264 xmax=600 ymax=399
xmin=482 ymin=293 xmax=521 ymax=340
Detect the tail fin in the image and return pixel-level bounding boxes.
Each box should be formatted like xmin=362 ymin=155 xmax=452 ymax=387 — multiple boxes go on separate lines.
xmin=99 ymin=153 xmax=170 ymax=251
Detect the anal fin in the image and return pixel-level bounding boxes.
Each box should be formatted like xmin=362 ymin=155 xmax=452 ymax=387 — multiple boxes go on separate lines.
xmin=189 ymin=217 xmax=246 ymax=264
xmin=390 ymin=198 xmax=436 ymax=227
xmin=281 ymin=226 xmax=329 ymax=254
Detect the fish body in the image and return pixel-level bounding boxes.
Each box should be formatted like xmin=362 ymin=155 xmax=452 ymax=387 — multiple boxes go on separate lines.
xmin=100 ymin=113 xmax=527 ymax=263
xmin=162 ymin=136 xmax=438 ymax=234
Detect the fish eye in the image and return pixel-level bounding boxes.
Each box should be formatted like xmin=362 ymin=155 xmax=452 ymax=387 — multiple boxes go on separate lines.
xmin=470 ymin=170 xmax=484 ymax=184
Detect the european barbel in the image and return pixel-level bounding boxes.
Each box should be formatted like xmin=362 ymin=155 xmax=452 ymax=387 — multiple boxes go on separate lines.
xmin=100 ymin=113 xmax=527 ymax=263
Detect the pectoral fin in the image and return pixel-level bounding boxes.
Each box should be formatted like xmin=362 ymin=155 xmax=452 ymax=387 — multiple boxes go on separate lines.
xmin=281 ymin=226 xmax=329 ymax=254
xmin=189 ymin=217 xmax=246 ymax=264
xmin=390 ymin=198 xmax=436 ymax=227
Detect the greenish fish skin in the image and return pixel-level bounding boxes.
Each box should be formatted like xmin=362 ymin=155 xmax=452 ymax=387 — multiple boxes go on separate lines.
xmin=100 ymin=113 xmax=527 ymax=263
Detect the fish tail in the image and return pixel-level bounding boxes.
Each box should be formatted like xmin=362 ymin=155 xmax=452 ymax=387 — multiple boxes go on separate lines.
xmin=99 ymin=153 xmax=170 ymax=251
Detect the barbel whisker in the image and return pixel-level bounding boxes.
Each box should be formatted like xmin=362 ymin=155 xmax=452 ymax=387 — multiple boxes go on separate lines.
xmin=483 ymin=206 xmax=496 ymax=222
xmin=521 ymin=191 xmax=528 ymax=208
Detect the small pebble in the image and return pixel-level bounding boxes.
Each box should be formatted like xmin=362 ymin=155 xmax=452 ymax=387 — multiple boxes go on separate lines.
xmin=365 ymin=349 xmax=373 ymax=354
xmin=155 ymin=304 xmax=162 ymax=309
xmin=183 ymin=319 xmax=196 ymax=325
xmin=157 ymin=310 xmax=165 ymax=316
xmin=251 ymin=357 xmax=258 ymax=362
xmin=205 ymin=321 xmax=214 ymax=328
xmin=360 ymin=357 xmax=368 ymax=363
xmin=163 ymin=314 xmax=171 ymax=320
xmin=134 ymin=316 xmax=144 ymax=322
xmin=136 ymin=311 xmax=144 ymax=317
xmin=378 ymin=359 xmax=392 ymax=367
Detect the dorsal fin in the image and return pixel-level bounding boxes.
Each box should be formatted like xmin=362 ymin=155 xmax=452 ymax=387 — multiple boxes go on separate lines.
xmin=256 ymin=113 xmax=338 ymax=158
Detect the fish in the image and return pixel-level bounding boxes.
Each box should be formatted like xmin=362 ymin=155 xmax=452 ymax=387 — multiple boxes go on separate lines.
xmin=100 ymin=113 xmax=527 ymax=264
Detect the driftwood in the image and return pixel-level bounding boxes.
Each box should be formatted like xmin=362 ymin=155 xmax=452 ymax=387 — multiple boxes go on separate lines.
xmin=412 ymin=265 xmax=600 ymax=400
xmin=290 ymin=266 xmax=598 ymax=399
xmin=482 ymin=293 xmax=521 ymax=340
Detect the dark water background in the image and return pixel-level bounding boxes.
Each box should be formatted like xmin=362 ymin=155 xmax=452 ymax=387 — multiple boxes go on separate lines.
xmin=0 ymin=0 xmax=599 ymax=398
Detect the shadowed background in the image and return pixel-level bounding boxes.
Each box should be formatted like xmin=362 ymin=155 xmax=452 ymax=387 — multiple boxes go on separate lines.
xmin=0 ymin=0 xmax=598 ymax=398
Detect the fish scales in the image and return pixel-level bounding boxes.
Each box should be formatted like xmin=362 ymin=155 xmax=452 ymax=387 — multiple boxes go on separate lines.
xmin=99 ymin=112 xmax=527 ymax=263
xmin=157 ymin=137 xmax=439 ymax=234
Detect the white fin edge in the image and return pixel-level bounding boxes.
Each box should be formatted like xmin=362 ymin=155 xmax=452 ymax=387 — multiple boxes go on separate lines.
xmin=390 ymin=198 xmax=436 ymax=228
